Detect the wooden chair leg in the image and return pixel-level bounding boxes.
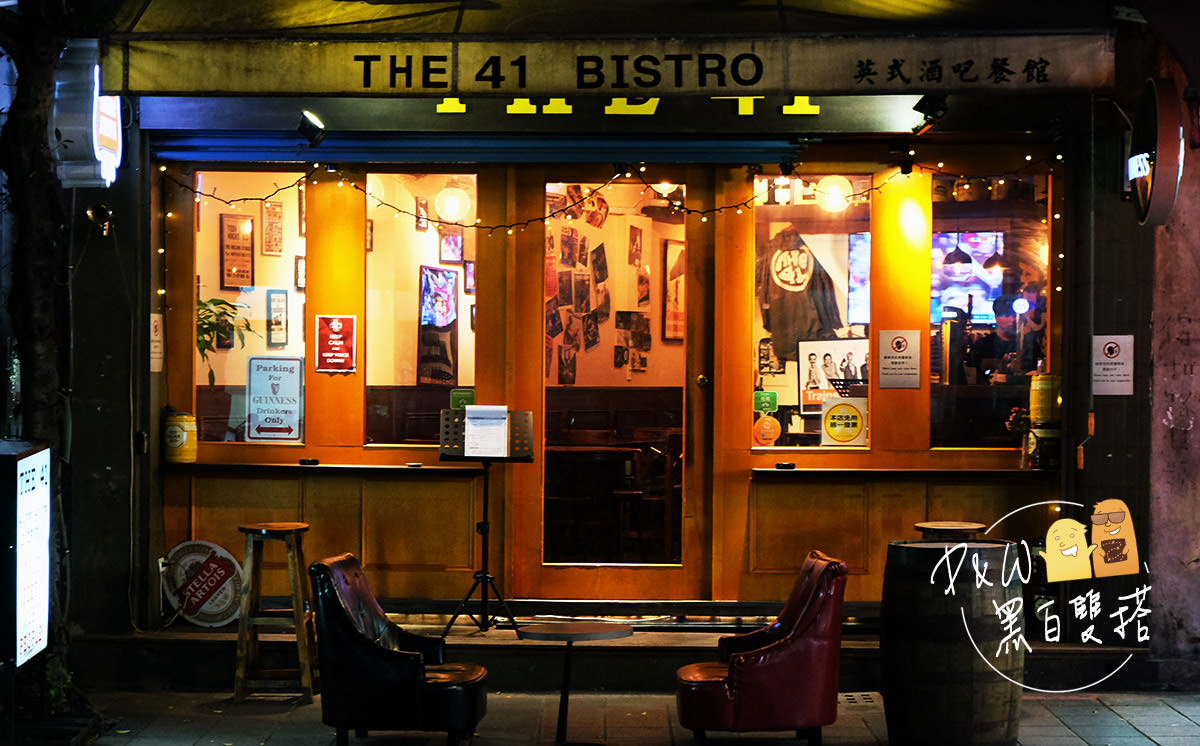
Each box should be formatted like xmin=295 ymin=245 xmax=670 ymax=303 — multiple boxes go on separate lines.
xmin=335 ymin=727 xmax=348 ymax=746
xmin=798 ymin=726 xmax=822 ymax=744
xmin=692 ymin=729 xmax=707 ymax=742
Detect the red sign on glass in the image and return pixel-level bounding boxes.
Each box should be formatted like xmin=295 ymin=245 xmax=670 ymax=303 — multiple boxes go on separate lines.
xmin=316 ymin=315 xmax=356 ymax=372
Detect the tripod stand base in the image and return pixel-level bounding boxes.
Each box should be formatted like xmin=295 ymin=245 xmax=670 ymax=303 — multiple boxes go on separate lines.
xmin=442 ymin=571 xmax=520 ymax=636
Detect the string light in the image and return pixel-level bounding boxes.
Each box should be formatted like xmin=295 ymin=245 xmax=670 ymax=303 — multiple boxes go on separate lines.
xmin=158 ymin=152 xmax=1063 ymax=235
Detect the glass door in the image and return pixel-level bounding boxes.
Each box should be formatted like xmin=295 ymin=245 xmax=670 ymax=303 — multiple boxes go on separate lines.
xmin=511 ymin=171 xmax=700 ymax=599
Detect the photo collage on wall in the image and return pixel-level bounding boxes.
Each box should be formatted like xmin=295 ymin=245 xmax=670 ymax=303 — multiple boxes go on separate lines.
xmin=544 ymin=185 xmax=615 ymax=384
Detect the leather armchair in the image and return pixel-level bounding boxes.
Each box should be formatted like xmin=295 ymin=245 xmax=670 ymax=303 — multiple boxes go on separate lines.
xmin=308 ymin=553 xmax=488 ymax=746
xmin=676 ymin=550 xmax=848 ymax=743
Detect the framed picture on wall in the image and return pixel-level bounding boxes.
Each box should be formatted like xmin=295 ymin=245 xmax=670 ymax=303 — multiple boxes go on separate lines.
xmin=262 ymin=200 xmax=283 ymax=256
xmin=662 ymin=239 xmax=686 ymax=341
xmin=297 ymin=181 xmax=306 ymax=236
xmin=464 ymin=260 xmax=476 ymax=294
xmin=219 ymin=213 xmax=254 ymax=289
xmin=438 ymin=225 xmax=464 ymax=264
xmin=365 ymin=218 xmax=374 ymax=252
xmin=266 ymin=289 xmax=288 ymax=348
xmin=415 ymin=198 xmax=429 ymax=231
xmin=417 ymin=265 xmax=459 ymax=385
xmin=294 ymin=256 xmax=306 ymax=291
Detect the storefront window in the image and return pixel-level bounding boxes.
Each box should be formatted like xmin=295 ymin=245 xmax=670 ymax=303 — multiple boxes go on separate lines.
xmin=929 ymin=174 xmax=1050 ymax=447
xmin=364 ymin=173 xmax=477 ymax=444
xmin=542 ymin=180 xmax=684 ymax=564
xmin=751 ymin=174 xmax=872 ymax=447
xmin=193 ymin=170 xmax=307 ymax=442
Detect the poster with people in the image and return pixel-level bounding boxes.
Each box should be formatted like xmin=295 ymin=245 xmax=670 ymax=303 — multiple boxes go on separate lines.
xmin=797 ymin=338 xmax=870 ymax=413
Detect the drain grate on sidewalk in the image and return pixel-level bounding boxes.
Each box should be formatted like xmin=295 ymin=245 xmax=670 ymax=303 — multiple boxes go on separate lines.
xmin=839 ymin=691 xmax=883 ymax=709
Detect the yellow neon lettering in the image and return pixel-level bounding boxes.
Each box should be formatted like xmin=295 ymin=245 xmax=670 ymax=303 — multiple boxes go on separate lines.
xmin=711 ymin=96 xmax=764 ymax=115
xmin=782 ymin=96 xmax=820 ymax=115
xmin=542 ymin=98 xmax=573 ymax=114
xmin=436 ymin=97 xmax=467 ymax=114
xmin=506 ymin=98 xmax=538 ymax=115
xmin=605 ymin=98 xmax=660 ymax=115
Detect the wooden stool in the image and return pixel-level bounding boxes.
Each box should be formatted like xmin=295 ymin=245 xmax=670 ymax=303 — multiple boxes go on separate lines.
xmin=233 ymin=522 xmax=317 ymax=703
xmin=914 ymin=521 xmax=987 ymax=541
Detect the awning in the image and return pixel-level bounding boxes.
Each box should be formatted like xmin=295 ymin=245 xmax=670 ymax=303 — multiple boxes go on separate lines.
xmin=101 ymin=0 xmax=1117 ymax=98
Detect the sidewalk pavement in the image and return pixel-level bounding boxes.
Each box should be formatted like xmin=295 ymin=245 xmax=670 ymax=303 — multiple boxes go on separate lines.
xmin=80 ymin=689 xmax=1200 ymax=746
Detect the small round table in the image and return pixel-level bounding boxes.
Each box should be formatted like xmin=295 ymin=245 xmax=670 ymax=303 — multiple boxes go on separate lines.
xmin=517 ymin=622 xmax=634 ymax=744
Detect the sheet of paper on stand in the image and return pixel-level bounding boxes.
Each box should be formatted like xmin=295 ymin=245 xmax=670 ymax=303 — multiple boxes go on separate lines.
xmin=464 ymin=405 xmax=509 ymax=458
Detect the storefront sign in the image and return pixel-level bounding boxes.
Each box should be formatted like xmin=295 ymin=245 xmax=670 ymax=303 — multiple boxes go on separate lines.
xmin=821 ymin=398 xmax=867 ymax=446
xmin=103 ymin=34 xmax=1114 ymax=97
xmin=53 ymin=39 xmax=123 ymax=187
xmin=1092 ymin=334 xmax=1133 ymax=396
xmin=246 ymin=356 xmax=303 ymax=442
xmin=878 ymin=330 xmax=921 ymax=388
xmin=1128 ymin=77 xmax=1184 ymax=226
xmin=316 ymin=315 xmax=356 ymax=373
xmin=161 ymin=540 xmax=243 ymax=628
xmin=14 ymin=445 xmax=50 ymax=667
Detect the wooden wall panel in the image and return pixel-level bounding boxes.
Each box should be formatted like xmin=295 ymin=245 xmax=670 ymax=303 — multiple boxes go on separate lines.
xmin=858 ymin=481 xmax=926 ymax=601
xmin=362 ymin=477 xmax=478 ymax=598
xmin=927 ymin=479 xmax=1056 ymax=544
xmin=749 ymin=481 xmax=869 ymax=575
xmin=302 ymin=476 xmax=363 ymax=567
xmin=192 ymin=475 xmax=303 ymax=595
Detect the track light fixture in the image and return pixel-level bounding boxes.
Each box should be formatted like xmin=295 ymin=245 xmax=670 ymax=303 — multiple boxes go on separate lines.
xmin=298 ymin=109 xmax=327 ymax=147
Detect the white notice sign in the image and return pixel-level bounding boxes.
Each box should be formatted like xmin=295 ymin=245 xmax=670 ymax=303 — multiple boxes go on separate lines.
xmin=464 ymin=405 xmax=509 ymax=458
xmin=1093 ymin=334 xmax=1134 ymax=396
xmin=246 ymin=356 xmax=304 ymax=441
xmin=878 ymin=330 xmax=921 ymax=388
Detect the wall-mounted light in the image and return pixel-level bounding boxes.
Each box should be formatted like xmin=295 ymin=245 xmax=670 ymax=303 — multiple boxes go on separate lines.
xmin=651 ymin=181 xmax=677 ymax=197
xmin=298 ymin=110 xmax=327 ymax=147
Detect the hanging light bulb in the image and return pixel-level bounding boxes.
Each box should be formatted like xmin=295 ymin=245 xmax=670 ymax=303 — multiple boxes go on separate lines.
xmin=651 ymin=181 xmax=676 ymax=197
xmin=942 ymin=244 xmax=973 ymax=281
xmin=815 ymin=175 xmax=853 ymax=212
xmin=435 ymin=178 xmax=473 ymax=223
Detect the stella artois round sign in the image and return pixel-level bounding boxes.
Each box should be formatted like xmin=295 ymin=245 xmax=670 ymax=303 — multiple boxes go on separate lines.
xmin=162 ymin=540 xmax=243 ymax=627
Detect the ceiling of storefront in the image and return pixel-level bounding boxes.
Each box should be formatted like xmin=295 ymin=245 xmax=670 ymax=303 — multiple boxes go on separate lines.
xmin=110 ymin=0 xmax=1117 ymax=37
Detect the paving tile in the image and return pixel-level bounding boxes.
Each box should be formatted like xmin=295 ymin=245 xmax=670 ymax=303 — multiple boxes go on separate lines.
xmin=1130 ymin=722 xmax=1200 ymax=737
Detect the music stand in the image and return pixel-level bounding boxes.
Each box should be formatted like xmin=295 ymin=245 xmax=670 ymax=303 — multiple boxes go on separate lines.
xmin=438 ymin=408 xmax=533 ymax=635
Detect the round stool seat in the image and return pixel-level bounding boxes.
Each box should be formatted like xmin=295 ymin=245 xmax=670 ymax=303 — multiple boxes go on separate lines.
xmin=239 ymin=521 xmax=309 ymax=536
xmin=914 ymin=521 xmax=986 ymax=541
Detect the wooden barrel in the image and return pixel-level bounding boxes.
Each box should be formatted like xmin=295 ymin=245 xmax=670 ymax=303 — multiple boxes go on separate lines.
xmin=881 ymin=540 xmax=1024 ymax=746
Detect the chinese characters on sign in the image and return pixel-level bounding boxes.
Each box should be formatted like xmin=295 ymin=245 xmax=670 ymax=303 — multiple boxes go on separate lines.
xmin=878 ymin=330 xmax=920 ymax=388
xmin=1092 ymin=334 xmax=1133 ymax=395
xmin=930 ymin=498 xmax=1151 ymax=692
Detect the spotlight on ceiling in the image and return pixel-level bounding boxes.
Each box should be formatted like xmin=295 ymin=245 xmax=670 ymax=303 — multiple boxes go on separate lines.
xmin=298 ymin=110 xmax=327 ymax=147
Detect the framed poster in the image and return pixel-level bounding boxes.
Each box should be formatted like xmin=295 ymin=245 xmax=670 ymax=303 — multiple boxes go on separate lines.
xmin=663 ymin=239 xmax=686 ymax=340
xmin=464 ymin=260 xmax=476 ymax=294
xmin=418 ymin=265 xmax=459 ymax=385
xmin=415 ymin=197 xmax=429 ymax=231
xmin=294 ymin=256 xmax=306 ymax=291
xmin=316 ymin=315 xmax=356 ymax=373
xmin=438 ymin=224 xmax=464 ymax=264
xmin=261 ymin=200 xmax=283 ymax=256
xmin=219 ymin=213 xmax=254 ymax=289
xmin=365 ymin=218 xmax=374 ymax=252
xmin=266 ymin=289 xmax=287 ymax=348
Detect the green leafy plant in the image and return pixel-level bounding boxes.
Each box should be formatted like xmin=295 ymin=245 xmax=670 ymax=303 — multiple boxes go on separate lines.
xmin=196 ymin=298 xmax=259 ymax=386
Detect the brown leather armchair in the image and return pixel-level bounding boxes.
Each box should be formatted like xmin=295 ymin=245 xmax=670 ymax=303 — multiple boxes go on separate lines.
xmin=308 ymin=553 xmax=488 ymax=746
xmin=676 ymin=550 xmax=848 ymax=743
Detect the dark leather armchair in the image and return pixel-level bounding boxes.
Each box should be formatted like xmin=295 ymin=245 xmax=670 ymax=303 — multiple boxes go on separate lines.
xmin=676 ymin=550 xmax=848 ymax=743
xmin=308 ymin=553 xmax=488 ymax=746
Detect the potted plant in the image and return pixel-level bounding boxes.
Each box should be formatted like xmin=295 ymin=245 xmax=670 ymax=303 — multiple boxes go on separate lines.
xmin=195 ymin=298 xmax=259 ymax=439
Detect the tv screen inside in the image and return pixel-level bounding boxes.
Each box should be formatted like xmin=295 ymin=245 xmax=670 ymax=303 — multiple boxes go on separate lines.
xmin=847 ymin=232 xmax=871 ymax=327
xmin=930 ymin=231 xmax=1004 ymax=324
